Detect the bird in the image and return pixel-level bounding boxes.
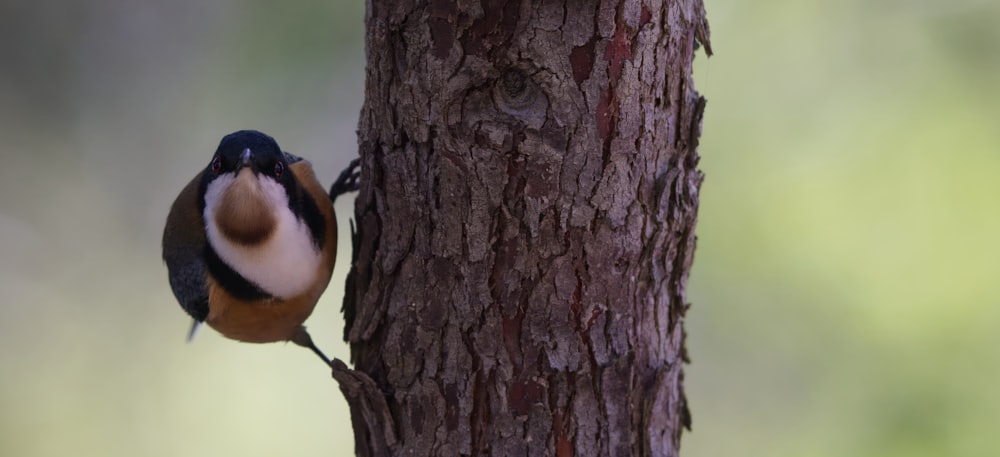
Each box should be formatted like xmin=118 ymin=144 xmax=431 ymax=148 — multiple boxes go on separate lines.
xmin=162 ymin=130 xmax=359 ymax=366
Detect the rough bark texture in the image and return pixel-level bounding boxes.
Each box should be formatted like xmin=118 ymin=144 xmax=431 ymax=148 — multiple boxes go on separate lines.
xmin=334 ymin=1 xmax=710 ymax=456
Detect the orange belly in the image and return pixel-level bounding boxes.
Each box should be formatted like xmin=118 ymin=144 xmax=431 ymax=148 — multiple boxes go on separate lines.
xmin=205 ymin=282 xmax=325 ymax=343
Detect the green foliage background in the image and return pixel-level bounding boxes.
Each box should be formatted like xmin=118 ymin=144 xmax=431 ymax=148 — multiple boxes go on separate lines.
xmin=0 ymin=1 xmax=997 ymax=456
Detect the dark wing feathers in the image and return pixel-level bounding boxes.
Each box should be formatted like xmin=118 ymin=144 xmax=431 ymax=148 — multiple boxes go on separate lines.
xmin=162 ymin=174 xmax=210 ymax=322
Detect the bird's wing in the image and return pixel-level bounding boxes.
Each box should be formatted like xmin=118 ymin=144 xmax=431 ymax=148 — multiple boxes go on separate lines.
xmin=162 ymin=173 xmax=210 ymax=323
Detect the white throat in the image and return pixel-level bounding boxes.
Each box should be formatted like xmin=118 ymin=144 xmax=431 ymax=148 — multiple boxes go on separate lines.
xmin=203 ymin=171 xmax=322 ymax=299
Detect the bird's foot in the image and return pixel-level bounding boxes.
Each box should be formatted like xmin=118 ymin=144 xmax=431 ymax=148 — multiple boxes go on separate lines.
xmin=329 ymin=158 xmax=361 ymax=202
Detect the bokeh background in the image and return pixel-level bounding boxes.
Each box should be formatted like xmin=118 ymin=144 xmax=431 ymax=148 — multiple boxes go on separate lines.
xmin=0 ymin=1 xmax=997 ymax=456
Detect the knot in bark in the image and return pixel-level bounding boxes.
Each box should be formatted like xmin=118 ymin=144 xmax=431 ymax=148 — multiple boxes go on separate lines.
xmin=492 ymin=69 xmax=548 ymax=129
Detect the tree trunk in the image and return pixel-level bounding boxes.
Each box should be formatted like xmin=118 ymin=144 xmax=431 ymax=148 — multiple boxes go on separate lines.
xmin=332 ymin=1 xmax=710 ymax=456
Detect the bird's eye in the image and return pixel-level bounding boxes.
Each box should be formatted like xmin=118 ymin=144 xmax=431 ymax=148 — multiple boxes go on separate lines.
xmin=211 ymin=156 xmax=222 ymax=174
xmin=274 ymin=161 xmax=284 ymax=177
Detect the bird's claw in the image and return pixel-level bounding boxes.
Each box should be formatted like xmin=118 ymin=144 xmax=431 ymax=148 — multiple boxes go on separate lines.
xmin=329 ymin=158 xmax=361 ymax=202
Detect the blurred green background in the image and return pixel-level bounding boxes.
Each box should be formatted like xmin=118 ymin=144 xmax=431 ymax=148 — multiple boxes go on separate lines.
xmin=0 ymin=1 xmax=997 ymax=456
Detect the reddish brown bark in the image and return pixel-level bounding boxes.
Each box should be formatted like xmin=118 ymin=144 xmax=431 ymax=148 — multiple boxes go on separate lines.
xmin=333 ymin=1 xmax=710 ymax=456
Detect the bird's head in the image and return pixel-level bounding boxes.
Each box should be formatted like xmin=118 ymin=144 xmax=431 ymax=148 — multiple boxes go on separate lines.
xmin=201 ymin=130 xmax=294 ymax=247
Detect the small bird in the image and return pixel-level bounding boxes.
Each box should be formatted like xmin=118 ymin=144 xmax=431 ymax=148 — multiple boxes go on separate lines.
xmin=162 ymin=130 xmax=358 ymax=366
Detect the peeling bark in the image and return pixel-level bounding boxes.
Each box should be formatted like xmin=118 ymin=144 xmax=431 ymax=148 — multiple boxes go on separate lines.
xmin=337 ymin=0 xmax=710 ymax=455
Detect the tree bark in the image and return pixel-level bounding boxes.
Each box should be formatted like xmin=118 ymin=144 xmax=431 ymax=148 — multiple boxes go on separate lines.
xmin=333 ymin=1 xmax=710 ymax=456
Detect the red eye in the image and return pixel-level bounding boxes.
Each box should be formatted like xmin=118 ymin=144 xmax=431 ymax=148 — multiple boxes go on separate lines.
xmin=274 ymin=161 xmax=284 ymax=177
xmin=211 ymin=156 xmax=222 ymax=174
